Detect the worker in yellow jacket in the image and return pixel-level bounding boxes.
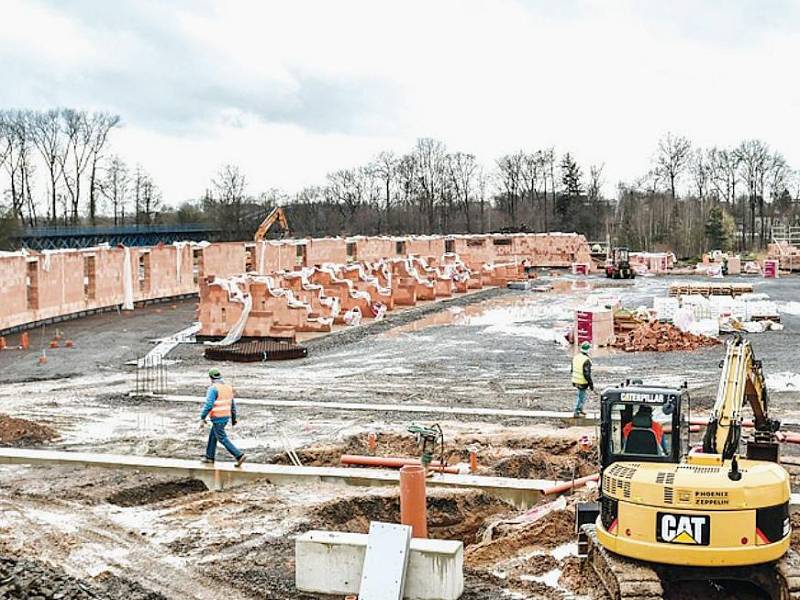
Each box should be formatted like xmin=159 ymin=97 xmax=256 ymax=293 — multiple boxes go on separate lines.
xmin=572 ymin=342 xmax=594 ymax=417
xmin=200 ymin=368 xmax=246 ymax=466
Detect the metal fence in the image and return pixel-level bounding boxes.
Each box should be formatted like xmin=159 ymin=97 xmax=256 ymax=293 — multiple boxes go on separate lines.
xmin=135 ymin=355 xmax=170 ymax=395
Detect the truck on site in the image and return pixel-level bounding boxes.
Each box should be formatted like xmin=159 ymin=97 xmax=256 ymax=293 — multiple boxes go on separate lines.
xmin=578 ymin=336 xmax=800 ymax=599
xmin=605 ymin=247 xmax=636 ymax=279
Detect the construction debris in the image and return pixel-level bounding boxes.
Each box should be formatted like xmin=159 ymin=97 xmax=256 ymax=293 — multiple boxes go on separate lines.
xmin=0 ymin=415 xmax=58 ymax=446
xmin=613 ymin=321 xmax=722 ymax=352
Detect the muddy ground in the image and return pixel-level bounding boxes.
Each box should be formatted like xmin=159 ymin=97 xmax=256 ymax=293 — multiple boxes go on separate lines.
xmin=1 ymin=273 xmax=800 ymax=598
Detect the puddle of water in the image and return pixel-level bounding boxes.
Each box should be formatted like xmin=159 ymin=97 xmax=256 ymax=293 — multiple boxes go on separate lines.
xmin=551 ymin=541 xmax=578 ymax=560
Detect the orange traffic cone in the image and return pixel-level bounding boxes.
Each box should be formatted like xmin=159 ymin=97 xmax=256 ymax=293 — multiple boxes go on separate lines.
xmin=65 ymin=339 xmax=75 ymax=348
xmin=20 ymin=332 xmax=29 ymax=350
xmin=0 ymin=336 xmax=6 ymax=350
xmin=49 ymin=339 xmax=59 ymax=349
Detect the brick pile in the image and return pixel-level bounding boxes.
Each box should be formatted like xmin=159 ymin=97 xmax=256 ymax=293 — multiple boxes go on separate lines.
xmin=613 ymin=321 xmax=721 ymax=352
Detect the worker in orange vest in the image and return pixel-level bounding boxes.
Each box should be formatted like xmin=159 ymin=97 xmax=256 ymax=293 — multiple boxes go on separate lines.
xmin=200 ymin=368 xmax=246 ymax=466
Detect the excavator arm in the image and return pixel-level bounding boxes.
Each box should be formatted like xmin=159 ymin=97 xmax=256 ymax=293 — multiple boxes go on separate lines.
xmin=253 ymin=207 xmax=289 ymax=242
xmin=703 ymin=335 xmax=780 ymax=459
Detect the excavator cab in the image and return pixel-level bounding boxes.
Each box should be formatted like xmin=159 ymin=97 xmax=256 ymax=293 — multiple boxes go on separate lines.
xmin=599 ymin=383 xmax=685 ymax=469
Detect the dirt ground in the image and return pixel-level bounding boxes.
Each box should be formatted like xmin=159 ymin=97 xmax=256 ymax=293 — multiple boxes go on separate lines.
xmin=2 ymin=272 xmax=800 ymax=598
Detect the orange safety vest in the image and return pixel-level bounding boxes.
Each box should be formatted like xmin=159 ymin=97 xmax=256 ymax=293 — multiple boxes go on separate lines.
xmin=210 ymin=383 xmax=234 ymax=418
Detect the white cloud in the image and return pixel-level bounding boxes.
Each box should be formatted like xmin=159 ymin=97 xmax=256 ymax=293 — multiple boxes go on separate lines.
xmin=1 ymin=0 xmax=799 ymax=205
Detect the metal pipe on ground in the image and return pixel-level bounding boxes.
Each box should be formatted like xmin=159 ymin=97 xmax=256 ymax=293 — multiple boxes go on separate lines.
xmin=542 ymin=473 xmax=599 ymax=496
xmin=400 ymin=464 xmax=428 ymax=538
xmin=341 ymin=454 xmax=459 ymax=474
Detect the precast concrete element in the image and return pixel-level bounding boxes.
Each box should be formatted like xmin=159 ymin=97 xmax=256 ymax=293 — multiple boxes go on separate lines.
xmin=0 ymin=448 xmax=553 ymax=506
xmin=295 ymin=530 xmax=464 ymax=600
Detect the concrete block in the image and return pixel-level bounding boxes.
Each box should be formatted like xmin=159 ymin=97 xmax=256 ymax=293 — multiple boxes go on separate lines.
xmin=295 ymin=530 xmax=464 ymax=600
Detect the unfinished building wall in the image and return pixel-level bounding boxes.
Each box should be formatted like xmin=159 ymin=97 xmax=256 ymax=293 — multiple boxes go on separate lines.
xmin=306 ymin=238 xmax=346 ymax=266
xmin=0 ymin=255 xmax=28 ymax=331
xmin=407 ymin=237 xmax=446 ymax=261
xmin=200 ymin=243 xmax=247 ymax=279
xmin=0 ymin=232 xmax=593 ymax=332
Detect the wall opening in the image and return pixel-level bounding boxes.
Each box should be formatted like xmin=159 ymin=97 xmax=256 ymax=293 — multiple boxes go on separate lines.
xmin=26 ymin=260 xmax=39 ymax=310
xmin=192 ymin=249 xmax=203 ymax=285
xmin=245 ymin=244 xmax=256 ymax=272
xmin=83 ymin=255 xmax=96 ymax=300
xmin=445 ymin=239 xmax=455 ymax=254
xmin=138 ymin=252 xmax=151 ymax=292
xmin=466 ymin=239 xmax=485 ymax=247
xmin=395 ymin=240 xmax=407 ymax=255
xmin=296 ymin=244 xmax=307 ymax=267
xmin=220 ymin=306 xmax=226 ymax=322
xmin=346 ymin=242 xmax=357 ymax=262
xmin=493 ymin=238 xmax=512 ymax=246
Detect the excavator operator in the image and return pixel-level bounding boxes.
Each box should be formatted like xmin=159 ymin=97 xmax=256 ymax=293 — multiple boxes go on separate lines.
xmin=622 ymin=405 xmax=667 ymax=454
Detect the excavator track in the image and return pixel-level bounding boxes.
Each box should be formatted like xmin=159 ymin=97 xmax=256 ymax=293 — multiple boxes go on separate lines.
xmin=584 ymin=525 xmax=800 ymax=600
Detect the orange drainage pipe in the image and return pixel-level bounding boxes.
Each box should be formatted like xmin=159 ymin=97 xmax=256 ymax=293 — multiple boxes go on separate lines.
xmin=400 ymin=464 xmax=428 ymax=538
xmin=542 ymin=473 xmax=600 ymax=496
xmin=341 ymin=454 xmax=459 ymax=474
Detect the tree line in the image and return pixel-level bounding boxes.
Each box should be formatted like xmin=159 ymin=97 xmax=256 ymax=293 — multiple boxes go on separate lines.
xmin=0 ymin=108 xmax=161 ymax=228
xmin=2 ymin=108 xmax=799 ymax=258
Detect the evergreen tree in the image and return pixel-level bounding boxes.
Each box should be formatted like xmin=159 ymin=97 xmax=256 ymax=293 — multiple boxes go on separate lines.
xmin=705 ymin=206 xmax=729 ymax=251
xmin=560 ymin=153 xmax=583 ymax=197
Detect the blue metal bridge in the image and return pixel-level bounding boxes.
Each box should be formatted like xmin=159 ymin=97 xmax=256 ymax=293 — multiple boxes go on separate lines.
xmin=15 ymin=224 xmax=221 ymax=250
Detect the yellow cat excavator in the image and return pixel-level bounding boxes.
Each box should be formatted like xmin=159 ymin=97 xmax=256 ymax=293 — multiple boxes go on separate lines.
xmin=253 ymin=207 xmax=290 ymax=242
xmin=579 ymin=336 xmax=800 ymax=599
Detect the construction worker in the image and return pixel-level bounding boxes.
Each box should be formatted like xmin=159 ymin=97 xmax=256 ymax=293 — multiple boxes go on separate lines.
xmin=200 ymin=368 xmax=246 ymax=466
xmin=571 ymin=342 xmax=594 ymax=417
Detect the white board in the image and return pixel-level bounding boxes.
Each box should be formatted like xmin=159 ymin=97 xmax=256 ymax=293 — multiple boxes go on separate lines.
xmin=358 ymin=521 xmax=412 ymax=600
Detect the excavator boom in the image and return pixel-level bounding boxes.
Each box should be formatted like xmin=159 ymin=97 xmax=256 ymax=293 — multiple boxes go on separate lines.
xmin=253 ymin=207 xmax=290 ymax=242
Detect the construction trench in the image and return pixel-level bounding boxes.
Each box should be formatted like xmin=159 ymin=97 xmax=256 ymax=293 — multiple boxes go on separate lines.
xmin=2 ymin=236 xmax=800 ymax=599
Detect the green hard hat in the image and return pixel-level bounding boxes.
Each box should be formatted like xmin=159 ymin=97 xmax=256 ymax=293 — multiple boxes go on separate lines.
xmin=580 ymin=342 xmax=591 ymax=353
xmin=208 ymin=368 xmax=222 ymax=379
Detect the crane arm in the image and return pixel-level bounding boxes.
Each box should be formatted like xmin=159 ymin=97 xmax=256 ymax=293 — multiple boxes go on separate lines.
xmin=703 ymin=336 xmax=779 ymax=459
xmin=253 ymin=207 xmax=289 ymax=242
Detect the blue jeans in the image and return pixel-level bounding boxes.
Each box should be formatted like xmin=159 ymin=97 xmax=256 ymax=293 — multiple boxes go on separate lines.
xmin=205 ymin=419 xmax=242 ymax=460
xmin=574 ymin=387 xmax=588 ymax=414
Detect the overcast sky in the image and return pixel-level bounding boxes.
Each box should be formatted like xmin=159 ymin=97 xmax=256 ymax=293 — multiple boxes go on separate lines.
xmin=1 ymin=0 xmax=798 ymax=204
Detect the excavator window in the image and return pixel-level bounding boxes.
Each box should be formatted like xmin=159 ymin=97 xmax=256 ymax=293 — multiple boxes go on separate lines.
xmin=610 ymin=402 xmax=671 ymax=457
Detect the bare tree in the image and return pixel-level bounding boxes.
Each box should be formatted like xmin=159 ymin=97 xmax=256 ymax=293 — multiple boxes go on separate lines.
xmin=30 ymin=109 xmax=63 ymax=224
xmin=413 ymin=138 xmax=447 ymax=233
xmin=100 ymin=155 xmax=129 ymax=225
xmin=58 ymin=109 xmax=93 ymax=223
xmin=495 ymin=151 xmax=525 ymax=224
xmin=735 ymin=139 xmax=770 ymax=247
xmin=86 ymin=112 xmax=121 ymax=225
xmin=211 ymin=164 xmax=248 ymax=235
xmin=689 ymin=149 xmax=709 ymax=209
xmin=447 ymin=152 xmax=477 ymax=232
xmin=655 ymin=132 xmax=692 ymax=199
xmin=587 ymin=163 xmax=605 ymax=204
xmin=370 ymin=151 xmax=397 ymax=232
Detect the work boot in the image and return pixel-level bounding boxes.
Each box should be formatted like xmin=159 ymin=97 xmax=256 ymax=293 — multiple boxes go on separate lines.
xmin=201 ymin=456 xmax=214 ymax=464
xmin=235 ymin=454 xmax=247 ymax=468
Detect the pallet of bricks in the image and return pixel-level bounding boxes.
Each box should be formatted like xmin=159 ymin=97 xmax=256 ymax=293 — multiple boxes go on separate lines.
xmin=668 ymin=283 xmax=753 ymax=298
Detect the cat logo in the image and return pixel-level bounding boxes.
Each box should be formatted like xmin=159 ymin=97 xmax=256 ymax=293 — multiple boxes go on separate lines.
xmin=657 ymin=512 xmax=710 ymax=546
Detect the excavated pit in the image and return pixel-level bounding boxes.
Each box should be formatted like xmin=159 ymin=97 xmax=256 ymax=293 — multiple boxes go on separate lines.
xmin=106 ymin=478 xmax=208 ymax=507
xmin=272 ymin=430 xmax=597 ymax=480
xmin=307 ymin=489 xmax=514 ymax=546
